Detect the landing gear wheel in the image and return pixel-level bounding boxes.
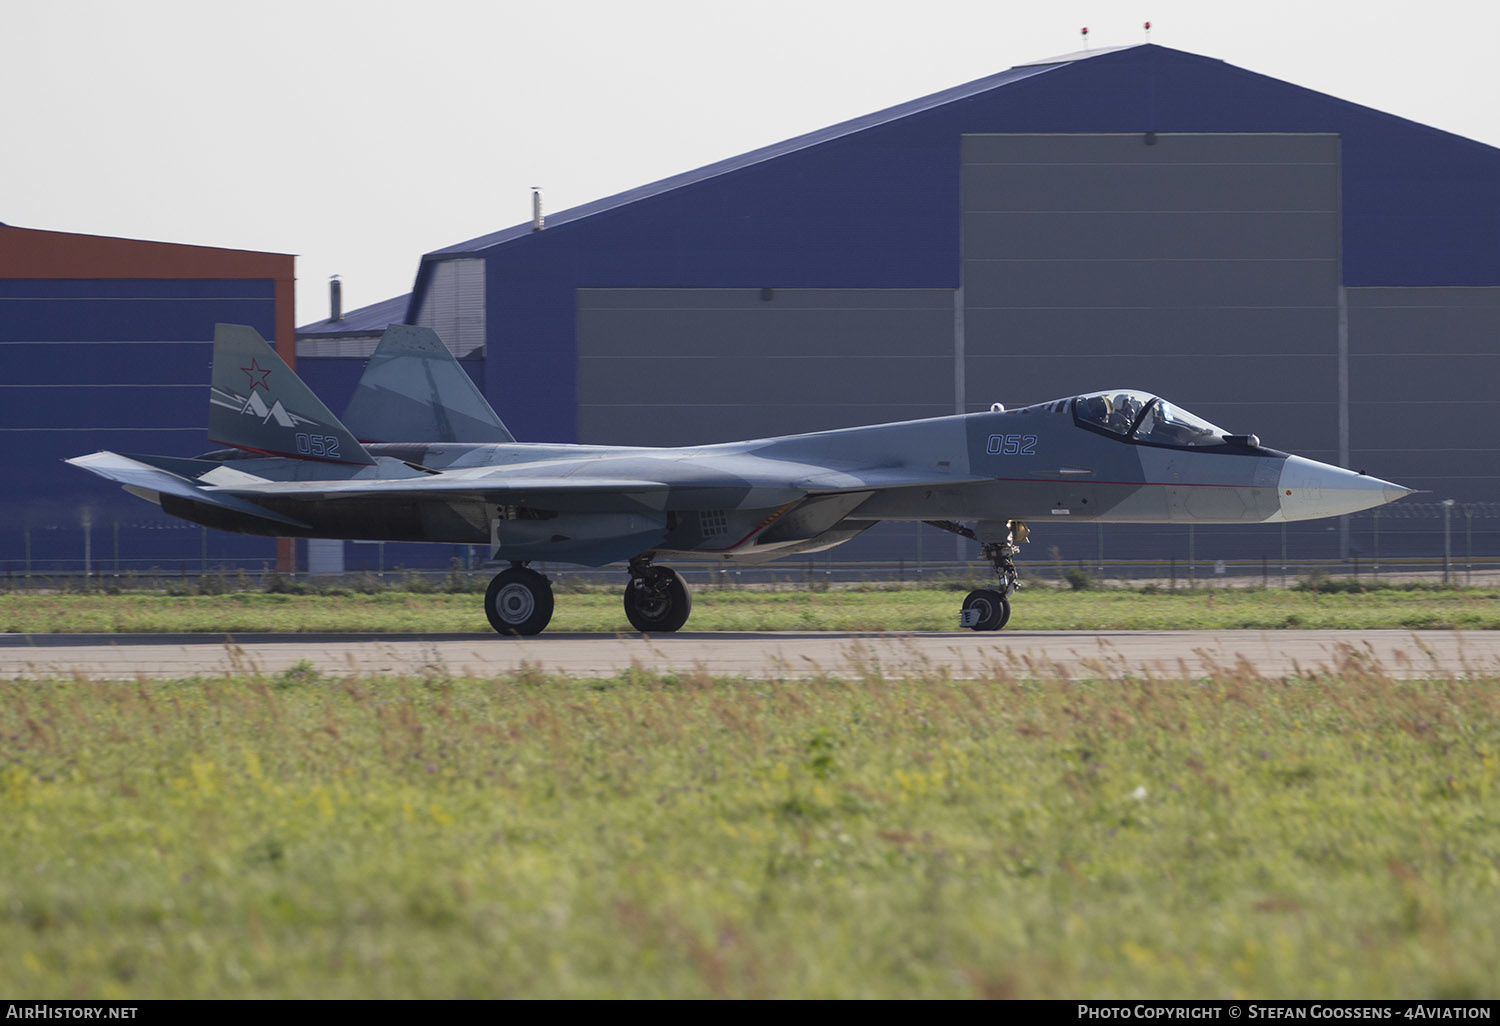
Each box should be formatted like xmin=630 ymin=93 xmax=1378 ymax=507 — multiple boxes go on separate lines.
xmin=485 ymin=566 xmax=554 ymax=636
xmin=623 ymin=567 xmax=692 ymax=633
xmin=961 ymin=588 xmax=1011 ymax=632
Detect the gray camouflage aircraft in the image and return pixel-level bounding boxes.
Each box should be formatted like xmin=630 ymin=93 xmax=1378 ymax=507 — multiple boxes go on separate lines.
xmin=69 ymin=323 xmax=1414 ymax=635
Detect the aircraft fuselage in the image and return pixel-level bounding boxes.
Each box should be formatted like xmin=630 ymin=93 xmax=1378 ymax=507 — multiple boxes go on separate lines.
xmin=157 ymin=399 xmax=1402 ymax=566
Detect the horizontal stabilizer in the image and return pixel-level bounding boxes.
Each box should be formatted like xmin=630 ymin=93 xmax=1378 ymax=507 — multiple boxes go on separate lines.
xmin=210 ymin=324 xmax=375 ymax=465
xmin=65 ymin=452 xmax=310 ymax=528
xmin=342 ymin=324 xmax=513 ymax=444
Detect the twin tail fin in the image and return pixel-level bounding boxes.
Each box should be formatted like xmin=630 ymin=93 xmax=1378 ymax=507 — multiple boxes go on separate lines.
xmin=209 ymin=322 xmax=512 ymax=459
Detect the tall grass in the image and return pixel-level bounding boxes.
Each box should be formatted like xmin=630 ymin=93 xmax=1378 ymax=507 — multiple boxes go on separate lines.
xmin=3 ymin=653 xmax=1497 ymax=997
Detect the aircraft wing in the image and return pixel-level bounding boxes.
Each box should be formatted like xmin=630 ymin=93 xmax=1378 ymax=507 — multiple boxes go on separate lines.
xmin=201 ymin=453 xmax=989 ymax=511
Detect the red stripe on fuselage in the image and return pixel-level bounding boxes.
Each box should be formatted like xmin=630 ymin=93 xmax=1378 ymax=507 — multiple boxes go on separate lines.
xmin=700 ymin=501 xmax=798 ymax=552
xmin=991 ymin=477 xmax=1263 ymax=489
xmin=208 ymin=439 xmax=373 ymax=467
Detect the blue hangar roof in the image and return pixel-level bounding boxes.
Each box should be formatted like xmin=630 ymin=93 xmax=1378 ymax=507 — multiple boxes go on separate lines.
xmin=425 ymin=46 xmax=1135 ymax=261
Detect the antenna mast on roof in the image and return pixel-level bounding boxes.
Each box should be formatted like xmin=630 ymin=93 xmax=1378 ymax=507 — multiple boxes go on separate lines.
xmin=1144 ymin=20 xmax=1152 ymax=41
xmin=531 ymin=188 xmax=545 ymax=232
xmin=1080 ymin=26 xmax=1089 ymax=49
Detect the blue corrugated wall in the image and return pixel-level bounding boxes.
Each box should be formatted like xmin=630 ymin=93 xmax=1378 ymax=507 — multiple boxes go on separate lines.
xmin=3 ymin=278 xmax=279 ymax=572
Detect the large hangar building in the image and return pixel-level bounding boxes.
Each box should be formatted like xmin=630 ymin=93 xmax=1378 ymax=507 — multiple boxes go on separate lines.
xmin=298 ymin=42 xmax=1500 ymax=570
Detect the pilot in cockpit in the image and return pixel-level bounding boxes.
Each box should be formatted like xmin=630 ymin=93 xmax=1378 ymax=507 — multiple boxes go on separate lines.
xmin=1111 ymin=393 xmax=1142 ymax=434
xmin=1081 ymin=394 xmax=1113 ymax=426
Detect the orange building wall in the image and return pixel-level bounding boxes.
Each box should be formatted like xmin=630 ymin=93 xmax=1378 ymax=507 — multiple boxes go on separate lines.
xmin=0 ymin=224 xmax=297 ymax=368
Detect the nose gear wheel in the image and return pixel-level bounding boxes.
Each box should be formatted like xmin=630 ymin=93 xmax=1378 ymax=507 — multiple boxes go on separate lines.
xmin=961 ymin=589 xmax=1011 ymax=631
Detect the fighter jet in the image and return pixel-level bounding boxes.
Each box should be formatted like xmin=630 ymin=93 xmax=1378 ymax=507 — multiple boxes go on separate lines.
xmin=68 ymin=323 xmax=1414 ymax=635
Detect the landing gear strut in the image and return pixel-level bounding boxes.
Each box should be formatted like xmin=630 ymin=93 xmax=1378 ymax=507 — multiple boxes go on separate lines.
xmin=623 ymin=556 xmax=693 ymax=633
xmin=484 ymin=562 xmax=554 ymax=636
xmin=927 ymin=519 xmax=1028 ymax=631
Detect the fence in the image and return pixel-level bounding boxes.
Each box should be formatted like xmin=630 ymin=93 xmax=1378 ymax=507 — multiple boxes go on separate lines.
xmin=6 ymin=501 xmax=1499 ymax=588
xmin=6 ymin=556 xmax=1500 ymax=593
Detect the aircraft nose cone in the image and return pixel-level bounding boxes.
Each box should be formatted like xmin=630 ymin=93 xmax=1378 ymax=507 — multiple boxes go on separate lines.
xmin=1384 ymin=481 xmax=1418 ymax=505
xmin=1276 ymin=456 xmax=1414 ymax=522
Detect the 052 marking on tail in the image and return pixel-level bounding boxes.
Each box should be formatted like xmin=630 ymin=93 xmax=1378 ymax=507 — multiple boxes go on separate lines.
xmin=68 ymin=324 xmax=1414 ymax=636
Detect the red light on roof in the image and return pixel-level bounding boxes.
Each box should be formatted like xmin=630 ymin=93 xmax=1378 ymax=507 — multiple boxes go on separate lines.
xmin=1080 ymin=26 xmax=1089 ymax=36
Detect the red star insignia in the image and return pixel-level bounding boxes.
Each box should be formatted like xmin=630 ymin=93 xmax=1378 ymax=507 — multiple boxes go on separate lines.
xmin=241 ymin=358 xmax=272 ymax=393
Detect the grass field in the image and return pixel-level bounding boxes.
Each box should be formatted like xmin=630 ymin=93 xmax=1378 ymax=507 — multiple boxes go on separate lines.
xmin=4 ymin=583 xmax=1500 ymax=633
xmin=4 ymin=658 xmax=1498 ymax=998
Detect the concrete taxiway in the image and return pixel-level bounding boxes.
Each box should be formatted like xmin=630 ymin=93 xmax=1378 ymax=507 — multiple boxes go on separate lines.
xmin=3 ymin=629 xmax=1498 ymax=681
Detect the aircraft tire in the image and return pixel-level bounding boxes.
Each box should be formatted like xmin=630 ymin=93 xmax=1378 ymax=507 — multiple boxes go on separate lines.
xmin=623 ymin=567 xmax=692 ymax=633
xmin=962 ymin=589 xmax=1010 ymax=631
xmin=485 ymin=567 xmax=555 ymax=636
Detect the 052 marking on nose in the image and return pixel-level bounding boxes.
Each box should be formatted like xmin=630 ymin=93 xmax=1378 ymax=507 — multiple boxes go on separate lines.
xmin=987 ymin=434 xmax=1037 ymax=456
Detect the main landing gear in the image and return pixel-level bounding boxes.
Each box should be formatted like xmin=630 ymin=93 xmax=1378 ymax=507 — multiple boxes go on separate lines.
xmin=623 ymin=556 xmax=692 ymax=633
xmin=482 ymin=556 xmax=694 ymax=637
xmin=484 ymin=563 xmax=554 ymax=636
xmin=927 ymin=519 xmax=1028 ymax=632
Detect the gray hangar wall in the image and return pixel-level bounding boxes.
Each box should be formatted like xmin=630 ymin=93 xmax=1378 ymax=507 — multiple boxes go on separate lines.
xmin=577 ymin=288 xmax=956 ymax=445
xmin=1346 ymin=288 xmax=1500 ymax=497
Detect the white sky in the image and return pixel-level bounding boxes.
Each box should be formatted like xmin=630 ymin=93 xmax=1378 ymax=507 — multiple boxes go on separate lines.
xmin=4 ymin=0 xmax=1497 ymax=326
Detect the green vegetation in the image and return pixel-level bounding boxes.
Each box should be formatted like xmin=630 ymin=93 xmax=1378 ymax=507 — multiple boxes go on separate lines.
xmin=4 ymin=583 xmax=1500 ymax=633
xmin=3 ymin=659 xmax=1498 ymax=998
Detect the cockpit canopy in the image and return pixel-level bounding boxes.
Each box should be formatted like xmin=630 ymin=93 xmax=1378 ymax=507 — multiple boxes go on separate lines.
xmin=1073 ymin=390 xmax=1229 ymax=448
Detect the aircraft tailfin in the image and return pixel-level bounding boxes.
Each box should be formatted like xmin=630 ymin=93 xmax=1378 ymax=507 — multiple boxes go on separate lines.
xmin=341 ymin=324 xmax=514 ymax=444
xmin=209 ymin=324 xmax=375 ymax=465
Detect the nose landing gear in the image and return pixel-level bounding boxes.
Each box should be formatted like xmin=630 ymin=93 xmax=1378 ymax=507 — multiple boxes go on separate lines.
xmin=928 ymin=519 xmax=1028 ymax=631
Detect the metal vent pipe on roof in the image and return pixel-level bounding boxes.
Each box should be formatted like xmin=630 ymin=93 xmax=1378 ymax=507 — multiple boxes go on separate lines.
xmin=532 ymin=188 xmax=544 ymax=231
xmin=329 ymin=275 xmax=343 ymax=321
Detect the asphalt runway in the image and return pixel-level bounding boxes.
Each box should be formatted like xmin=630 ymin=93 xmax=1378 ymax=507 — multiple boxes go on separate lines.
xmin=3 ymin=629 xmax=1499 ymax=681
